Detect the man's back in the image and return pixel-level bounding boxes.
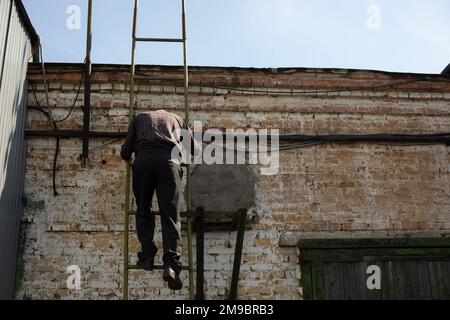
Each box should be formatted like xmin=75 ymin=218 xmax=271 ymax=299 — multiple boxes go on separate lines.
xmin=121 ymin=110 xmax=187 ymax=161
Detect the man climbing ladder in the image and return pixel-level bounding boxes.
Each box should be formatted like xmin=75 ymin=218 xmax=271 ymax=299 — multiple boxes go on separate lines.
xmin=122 ymin=0 xmax=196 ymax=299
xmin=121 ymin=110 xmax=198 ymax=290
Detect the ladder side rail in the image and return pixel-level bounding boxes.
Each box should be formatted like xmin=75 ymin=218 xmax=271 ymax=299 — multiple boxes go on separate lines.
xmin=181 ymin=0 xmax=194 ymax=300
xmin=123 ymin=0 xmax=139 ymax=301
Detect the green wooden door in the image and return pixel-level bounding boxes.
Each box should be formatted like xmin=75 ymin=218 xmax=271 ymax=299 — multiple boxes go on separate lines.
xmin=299 ymin=238 xmax=450 ymax=300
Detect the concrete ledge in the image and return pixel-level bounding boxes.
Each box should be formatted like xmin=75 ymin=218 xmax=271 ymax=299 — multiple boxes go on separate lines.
xmin=278 ymin=230 xmax=450 ymax=247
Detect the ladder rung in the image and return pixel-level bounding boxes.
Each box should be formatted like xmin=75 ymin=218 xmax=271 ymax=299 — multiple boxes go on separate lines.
xmin=135 ymin=37 xmax=183 ymax=43
xmin=127 ymin=264 xmax=191 ymax=271
xmin=128 ymin=211 xmax=191 ymax=217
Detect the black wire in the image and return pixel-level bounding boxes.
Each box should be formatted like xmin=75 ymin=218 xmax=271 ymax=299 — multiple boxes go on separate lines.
xmin=207 ymin=80 xmax=416 ymax=95
xmin=28 ymin=86 xmax=60 ymax=196
xmin=52 ymin=59 xmax=85 ymax=123
xmin=30 ymin=53 xmax=84 ymax=197
xmin=30 ymin=82 xmax=53 ymax=117
xmin=28 ymin=104 xmax=51 ymax=120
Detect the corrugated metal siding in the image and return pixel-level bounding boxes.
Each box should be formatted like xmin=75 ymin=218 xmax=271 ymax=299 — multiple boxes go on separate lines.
xmin=0 ymin=0 xmax=32 ymax=299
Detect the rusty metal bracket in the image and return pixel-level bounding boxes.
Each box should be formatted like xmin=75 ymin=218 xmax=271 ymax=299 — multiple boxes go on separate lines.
xmin=228 ymin=208 xmax=247 ymax=299
xmin=195 ymin=207 xmax=205 ymax=300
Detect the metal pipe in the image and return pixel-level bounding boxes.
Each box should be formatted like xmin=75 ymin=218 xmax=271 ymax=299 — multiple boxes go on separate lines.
xmin=25 ymin=130 xmax=450 ymax=144
xmin=229 ymin=208 xmax=247 ymax=300
xmin=129 ymin=210 xmax=193 ymax=217
xmin=25 ymin=130 xmax=125 ymax=138
xmin=127 ymin=265 xmax=191 ymax=270
xmin=82 ymin=0 xmax=93 ymax=167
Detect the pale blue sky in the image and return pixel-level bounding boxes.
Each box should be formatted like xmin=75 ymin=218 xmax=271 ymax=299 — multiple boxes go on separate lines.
xmin=22 ymin=0 xmax=450 ymax=74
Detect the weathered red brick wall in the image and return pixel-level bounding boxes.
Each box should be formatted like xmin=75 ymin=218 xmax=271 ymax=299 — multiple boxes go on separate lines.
xmin=17 ymin=64 xmax=450 ymax=299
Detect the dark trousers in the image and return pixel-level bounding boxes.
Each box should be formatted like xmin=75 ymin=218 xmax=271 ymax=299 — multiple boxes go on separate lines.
xmin=132 ymin=150 xmax=182 ymax=274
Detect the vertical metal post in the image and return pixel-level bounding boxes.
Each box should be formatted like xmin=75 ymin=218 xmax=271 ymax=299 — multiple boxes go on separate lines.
xmin=123 ymin=0 xmax=138 ymax=301
xmin=82 ymin=0 xmax=93 ymax=167
xmin=181 ymin=0 xmax=194 ymax=300
xmin=195 ymin=207 xmax=205 ymax=300
xmin=229 ymin=209 xmax=247 ymax=299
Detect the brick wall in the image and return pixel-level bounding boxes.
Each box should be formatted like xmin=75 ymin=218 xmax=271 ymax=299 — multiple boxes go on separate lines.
xmin=17 ymin=64 xmax=450 ymax=299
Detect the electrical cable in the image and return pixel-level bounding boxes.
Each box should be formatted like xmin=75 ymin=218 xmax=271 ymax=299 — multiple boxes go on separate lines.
xmin=28 ymin=87 xmax=60 ymax=196
xmin=278 ymin=142 xmax=324 ymax=151
xmin=29 ymin=45 xmax=85 ymax=196
xmin=52 ymin=58 xmax=85 ymax=123
xmin=206 ymin=139 xmax=323 ymax=153
xmin=89 ymin=138 xmax=121 ymax=152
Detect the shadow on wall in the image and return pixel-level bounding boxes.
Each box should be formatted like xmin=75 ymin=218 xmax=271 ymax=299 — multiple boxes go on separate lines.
xmin=0 ymin=55 xmax=29 ymax=299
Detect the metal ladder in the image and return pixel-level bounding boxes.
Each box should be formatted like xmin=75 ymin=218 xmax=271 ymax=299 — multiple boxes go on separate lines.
xmin=123 ymin=0 xmax=194 ymax=300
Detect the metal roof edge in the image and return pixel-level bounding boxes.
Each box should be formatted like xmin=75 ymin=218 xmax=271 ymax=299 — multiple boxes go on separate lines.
xmin=14 ymin=0 xmax=40 ymax=48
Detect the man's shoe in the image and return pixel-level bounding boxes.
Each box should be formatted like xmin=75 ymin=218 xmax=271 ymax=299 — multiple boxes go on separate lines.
xmin=163 ymin=267 xmax=183 ymax=290
xmin=137 ymin=251 xmax=156 ymax=271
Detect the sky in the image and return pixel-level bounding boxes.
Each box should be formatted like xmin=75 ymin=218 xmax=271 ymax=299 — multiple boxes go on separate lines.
xmin=22 ymin=0 xmax=450 ymax=74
